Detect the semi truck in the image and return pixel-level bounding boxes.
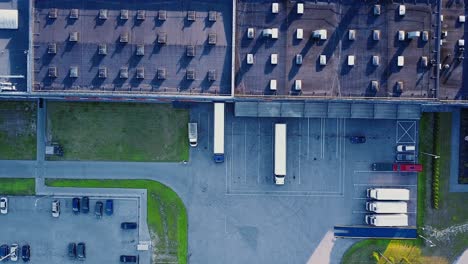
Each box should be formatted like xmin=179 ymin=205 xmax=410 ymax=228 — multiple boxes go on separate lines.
xmin=366 ymin=201 xmax=408 ymax=213
xmin=188 ymin=123 xmax=198 ymax=147
xmin=274 ymin=123 xmax=287 ymax=185
xmin=372 ymin=163 xmax=422 ymax=172
xmin=365 ymin=214 xmax=408 ymax=227
xmin=213 ymin=103 xmax=225 ymax=163
xmin=367 ymin=188 xmax=410 ymax=201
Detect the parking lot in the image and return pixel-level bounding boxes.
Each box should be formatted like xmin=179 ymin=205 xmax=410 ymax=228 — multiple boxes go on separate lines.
xmin=0 ymin=196 xmax=139 ymax=263
xmin=235 ymin=0 xmax=435 ymax=98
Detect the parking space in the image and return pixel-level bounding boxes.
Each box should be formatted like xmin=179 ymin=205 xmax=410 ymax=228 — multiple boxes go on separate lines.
xmin=0 ymin=196 xmax=139 ymax=263
xmin=235 ymin=0 xmax=435 ymax=98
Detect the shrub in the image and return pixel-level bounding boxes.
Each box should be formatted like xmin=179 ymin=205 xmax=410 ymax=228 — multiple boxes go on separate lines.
xmin=431 ymin=113 xmax=441 ymax=209
xmin=372 ymin=251 xmax=380 ymax=262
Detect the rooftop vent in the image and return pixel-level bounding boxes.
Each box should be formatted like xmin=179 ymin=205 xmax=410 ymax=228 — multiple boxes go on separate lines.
xmin=208 ymin=70 xmax=216 ymax=81
xmin=98 ymin=67 xmax=107 ymax=78
xmin=158 ymin=32 xmax=167 ymax=44
xmin=69 ymin=31 xmax=79 ymax=42
xmin=209 ymin=11 xmax=217 ymax=22
xmin=186 ymin=69 xmax=195 ymax=80
xmin=120 ymin=67 xmax=128 ymax=79
xmin=137 ymin=10 xmax=145 ymax=20
xmin=120 ymin=9 xmax=129 ymax=20
xmin=136 ymin=44 xmax=144 ymax=56
xmin=70 ymin=9 xmax=79 ymax=19
xmin=69 ymin=66 xmax=79 ymax=78
xmin=98 ymin=43 xmax=107 ymax=55
xmin=136 ymin=67 xmax=145 ymax=79
xmin=49 ymin=8 xmax=58 ymax=19
xmin=395 ymin=81 xmax=404 ymax=93
xmin=48 ymin=43 xmax=57 ymax=54
xmin=371 ymin=80 xmax=379 ymax=92
xmin=48 ymin=66 xmax=57 ymax=78
xmin=186 ymin=45 xmax=195 ymax=57
xmin=187 ymin=11 xmax=196 ymax=21
xmin=157 ymin=68 xmax=166 ymax=80
xmin=158 ymin=10 xmax=167 ymax=21
xmin=120 ymin=32 xmax=129 ymax=43
xmin=208 ymin=33 xmax=217 ymax=45
xmin=99 ymin=9 xmax=108 ymax=20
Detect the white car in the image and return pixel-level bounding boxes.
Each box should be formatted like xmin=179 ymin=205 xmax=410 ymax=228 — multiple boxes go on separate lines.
xmin=10 ymin=244 xmax=18 ymax=261
xmin=0 ymin=197 xmax=7 ymax=214
xmin=397 ymin=145 xmax=415 ymax=152
xmin=52 ymin=200 xmax=60 ymax=218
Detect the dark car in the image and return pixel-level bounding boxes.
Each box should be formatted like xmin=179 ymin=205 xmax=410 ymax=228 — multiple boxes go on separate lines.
xmin=105 ymin=199 xmax=113 ymax=216
xmin=21 ymin=244 xmax=30 ymax=262
xmin=121 ymin=222 xmax=137 ymax=230
xmin=77 ymin=243 xmax=85 ymax=260
xmin=0 ymin=244 xmax=9 ymax=260
xmin=95 ymin=201 xmax=103 ymax=219
xmin=68 ymin=243 xmax=76 ymax=258
xmin=350 ymin=136 xmax=366 ymax=144
xmin=72 ymin=197 xmax=80 ymax=214
xmin=120 ymin=255 xmax=137 ymax=263
xmin=396 ymin=154 xmax=415 ymax=162
xmin=81 ymin=197 xmax=89 ymax=214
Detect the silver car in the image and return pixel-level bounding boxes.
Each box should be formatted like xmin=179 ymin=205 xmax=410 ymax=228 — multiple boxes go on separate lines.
xmin=0 ymin=197 xmax=7 ymax=214
xmin=10 ymin=244 xmax=18 ymax=261
xmin=52 ymin=200 xmax=60 ymax=218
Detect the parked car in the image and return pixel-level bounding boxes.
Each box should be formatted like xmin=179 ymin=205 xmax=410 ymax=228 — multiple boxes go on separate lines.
xmin=0 ymin=244 xmax=10 ymax=260
xmin=399 ymin=164 xmax=423 ymax=172
xmin=105 ymin=199 xmax=113 ymax=216
xmin=10 ymin=244 xmax=18 ymax=261
xmin=95 ymin=201 xmax=103 ymax=219
xmin=81 ymin=197 xmax=89 ymax=214
xmin=120 ymin=255 xmax=137 ymax=263
xmin=0 ymin=197 xmax=8 ymax=214
xmin=21 ymin=245 xmax=30 ymax=262
xmin=72 ymin=198 xmax=80 ymax=214
xmin=77 ymin=243 xmax=86 ymax=260
xmin=52 ymin=200 xmax=60 ymax=218
xmin=397 ymin=145 xmax=415 ymax=152
xmin=68 ymin=243 xmax=76 ymax=258
xmin=396 ymin=154 xmax=415 ymax=162
xmin=350 ymin=136 xmax=366 ymax=144
xmin=121 ymin=222 xmax=137 ymax=230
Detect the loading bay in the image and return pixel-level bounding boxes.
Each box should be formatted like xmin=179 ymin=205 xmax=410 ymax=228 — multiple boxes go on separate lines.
xmin=186 ymin=104 xmax=418 ymax=263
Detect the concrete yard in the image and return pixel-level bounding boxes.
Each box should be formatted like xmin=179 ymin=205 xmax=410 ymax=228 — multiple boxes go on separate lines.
xmin=235 ymin=0 xmax=435 ymax=98
xmin=0 ymin=196 xmax=140 ymax=263
xmin=185 ymin=103 xmax=419 ymax=263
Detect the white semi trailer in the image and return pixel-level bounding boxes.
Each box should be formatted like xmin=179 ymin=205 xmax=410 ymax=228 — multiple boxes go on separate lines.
xmin=213 ymin=103 xmax=225 ymax=163
xmin=366 ymin=201 xmax=408 ymax=213
xmin=274 ymin=123 xmax=287 ymax=185
xmin=365 ymin=214 xmax=408 ymax=227
xmin=367 ymin=188 xmax=410 ymax=201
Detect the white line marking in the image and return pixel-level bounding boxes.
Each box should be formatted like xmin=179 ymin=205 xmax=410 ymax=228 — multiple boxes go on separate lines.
xmin=244 ymin=121 xmax=247 ymax=184
xmin=257 ymin=120 xmax=260 ymax=184
xmin=298 ymin=120 xmax=302 ymax=185
xmin=307 ymin=118 xmax=310 ymax=159
xmin=336 ymin=119 xmax=339 ymax=159
xmin=353 ymin=184 xmax=417 ymax=187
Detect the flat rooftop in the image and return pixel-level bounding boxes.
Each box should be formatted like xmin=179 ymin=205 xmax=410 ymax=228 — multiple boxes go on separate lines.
xmin=0 ymin=0 xmax=29 ymax=92
xmin=235 ymin=0 xmax=436 ymax=99
xmin=32 ymin=0 xmax=232 ymax=96
xmin=438 ymin=0 xmax=467 ymax=100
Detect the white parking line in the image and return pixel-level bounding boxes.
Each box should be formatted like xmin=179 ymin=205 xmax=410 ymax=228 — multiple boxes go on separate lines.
xmin=298 ymin=120 xmax=302 ymax=184
xmin=257 ymin=120 xmax=261 ymax=184
xmin=244 ymin=121 xmax=247 ymax=184
xmin=353 ymin=184 xmax=417 ymax=187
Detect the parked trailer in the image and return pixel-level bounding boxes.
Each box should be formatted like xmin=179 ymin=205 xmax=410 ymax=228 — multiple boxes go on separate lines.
xmin=274 ymin=123 xmax=287 ymax=185
xmin=365 ymin=214 xmax=408 ymax=227
xmin=367 ymin=188 xmax=410 ymax=201
xmin=213 ymin=103 xmax=225 ymax=162
xmin=366 ymin=201 xmax=408 ymax=213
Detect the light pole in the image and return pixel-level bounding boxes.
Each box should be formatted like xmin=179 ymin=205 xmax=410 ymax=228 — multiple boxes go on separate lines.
xmin=420 ymin=152 xmax=440 ymax=159
xmin=419 ymin=235 xmax=436 ymax=247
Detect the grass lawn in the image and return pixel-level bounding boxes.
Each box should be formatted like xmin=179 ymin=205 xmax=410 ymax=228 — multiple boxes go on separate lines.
xmin=0 ymin=101 xmax=37 ymax=160
xmin=342 ymin=113 xmax=468 ymax=264
xmin=47 ymin=102 xmax=189 ymax=162
xmin=45 ymin=179 xmax=187 ymax=264
xmin=0 ymin=178 xmax=35 ymax=195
